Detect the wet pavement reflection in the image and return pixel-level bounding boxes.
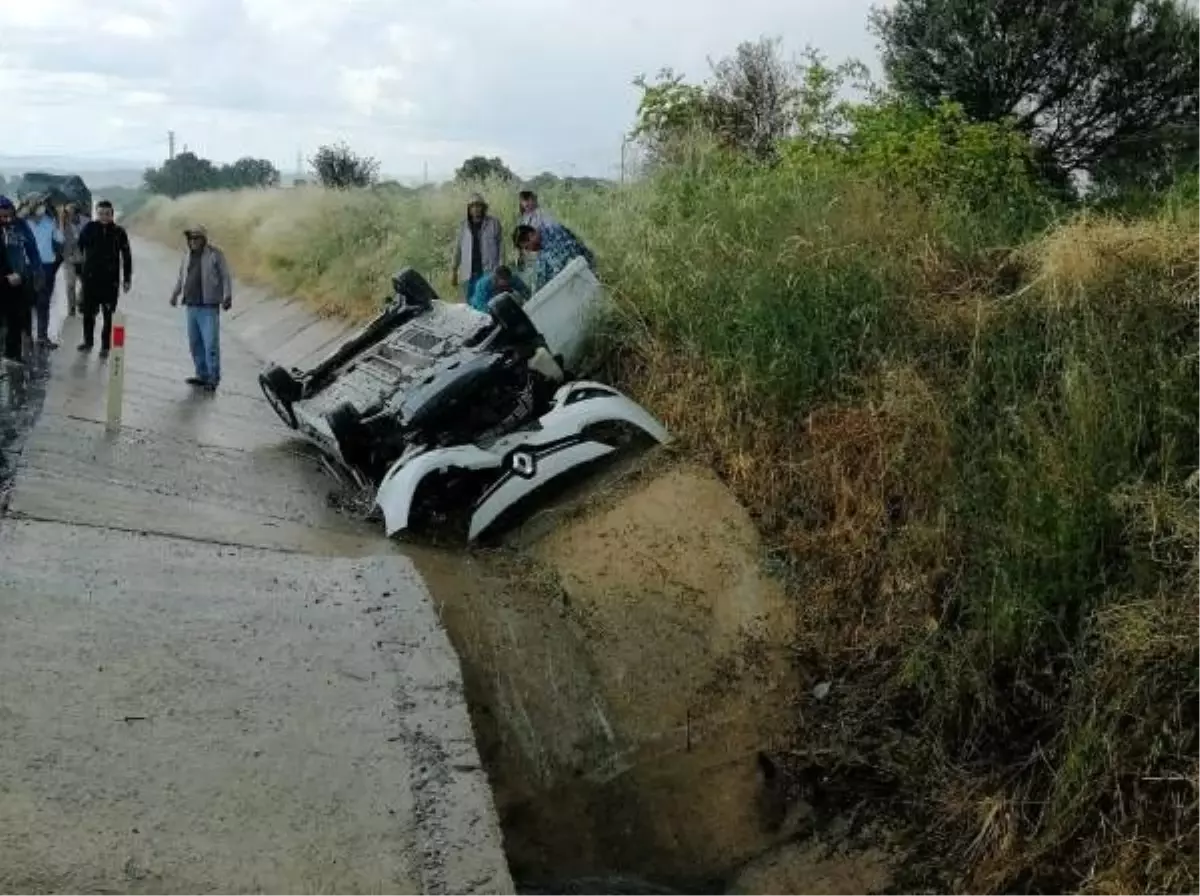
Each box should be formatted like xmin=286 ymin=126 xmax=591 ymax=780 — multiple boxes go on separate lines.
xmin=0 ymin=344 xmax=52 ymax=507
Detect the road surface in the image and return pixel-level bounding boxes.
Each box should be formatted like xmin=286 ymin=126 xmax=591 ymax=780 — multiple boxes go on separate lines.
xmin=0 ymin=240 xmax=513 ymax=894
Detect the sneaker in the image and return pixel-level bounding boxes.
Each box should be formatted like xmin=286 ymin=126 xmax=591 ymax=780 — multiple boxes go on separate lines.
xmin=98 ymin=348 xmax=110 ymax=359
xmin=203 ymin=382 xmax=218 ymax=393
xmin=77 ymin=342 xmax=92 ymax=353
xmin=185 ymin=376 xmax=206 ymax=386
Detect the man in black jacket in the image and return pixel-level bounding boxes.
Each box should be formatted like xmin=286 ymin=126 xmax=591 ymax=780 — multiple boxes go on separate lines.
xmin=0 ymin=226 xmax=26 ymax=365
xmin=0 ymin=195 xmax=43 ymax=365
xmin=76 ymin=200 xmax=132 ymax=357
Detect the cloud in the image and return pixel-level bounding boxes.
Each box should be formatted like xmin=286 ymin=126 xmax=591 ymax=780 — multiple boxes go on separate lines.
xmin=100 ymin=14 xmax=156 ymax=40
xmin=0 ymin=0 xmax=881 ymax=179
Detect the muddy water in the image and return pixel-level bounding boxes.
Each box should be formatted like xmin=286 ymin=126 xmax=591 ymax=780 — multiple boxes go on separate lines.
xmin=399 ymin=458 xmax=812 ymax=892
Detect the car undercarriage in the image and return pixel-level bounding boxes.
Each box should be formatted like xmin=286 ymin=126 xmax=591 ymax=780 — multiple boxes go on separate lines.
xmin=258 ymin=259 xmax=669 ymax=541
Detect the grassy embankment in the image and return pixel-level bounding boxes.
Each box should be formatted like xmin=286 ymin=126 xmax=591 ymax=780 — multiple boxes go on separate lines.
xmin=131 ymin=162 xmax=1198 ymax=892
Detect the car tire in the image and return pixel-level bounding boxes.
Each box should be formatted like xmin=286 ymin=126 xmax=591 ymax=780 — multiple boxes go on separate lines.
xmin=327 ymin=402 xmax=375 ymax=479
xmin=488 ymin=291 xmax=539 ymax=343
xmin=259 ymin=364 xmax=300 ymax=429
xmin=392 ymin=267 xmax=438 ymax=308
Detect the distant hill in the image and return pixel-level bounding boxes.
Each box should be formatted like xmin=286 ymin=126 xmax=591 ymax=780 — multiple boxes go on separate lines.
xmin=0 ymin=155 xmax=150 ymax=189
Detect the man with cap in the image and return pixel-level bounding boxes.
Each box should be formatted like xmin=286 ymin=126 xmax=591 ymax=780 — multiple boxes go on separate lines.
xmin=0 ymin=195 xmax=43 ymax=364
xmin=76 ymin=200 xmax=132 ymax=358
xmin=450 ymin=192 xmax=503 ymax=300
xmin=168 ymin=224 xmax=233 ymax=392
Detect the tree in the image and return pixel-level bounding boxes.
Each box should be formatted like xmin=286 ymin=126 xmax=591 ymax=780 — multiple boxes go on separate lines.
xmin=309 ymin=143 xmax=380 ymax=189
xmin=631 ymin=40 xmax=872 ymax=164
xmin=706 ymin=37 xmax=801 ymax=160
xmin=143 ymin=152 xmax=222 ymax=198
xmin=143 ymin=153 xmax=281 ymax=196
xmin=454 ymin=156 xmax=517 ymax=183
xmin=871 ymin=0 xmax=1200 ymax=181
xmin=630 ymin=68 xmax=721 ymax=166
xmin=219 ymin=157 xmax=281 ymax=189
xmin=1089 ymin=119 xmax=1198 ymax=196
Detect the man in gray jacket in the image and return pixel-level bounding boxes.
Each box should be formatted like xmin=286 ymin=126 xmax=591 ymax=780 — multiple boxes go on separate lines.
xmin=60 ymin=202 xmax=90 ymax=317
xmin=450 ymin=193 xmax=502 ymax=300
xmin=168 ymin=224 xmax=233 ymax=392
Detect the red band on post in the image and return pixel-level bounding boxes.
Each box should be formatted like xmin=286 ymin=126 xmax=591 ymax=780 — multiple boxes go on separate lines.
xmin=112 ymin=326 xmax=126 ymax=348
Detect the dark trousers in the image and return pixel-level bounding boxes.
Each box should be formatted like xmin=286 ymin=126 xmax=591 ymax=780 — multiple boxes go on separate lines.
xmin=35 ymin=262 xmax=58 ymax=342
xmin=82 ymin=282 xmax=118 ymax=350
xmin=3 ymin=287 xmax=32 ymax=361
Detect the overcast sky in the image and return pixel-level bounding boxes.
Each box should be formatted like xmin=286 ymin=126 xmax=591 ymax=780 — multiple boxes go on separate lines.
xmin=0 ymin=0 xmax=883 ymax=180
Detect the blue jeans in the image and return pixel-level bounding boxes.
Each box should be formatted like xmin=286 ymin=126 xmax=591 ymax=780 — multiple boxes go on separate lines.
xmin=186 ymin=304 xmax=221 ymax=384
xmin=36 ymin=262 xmax=57 ymax=341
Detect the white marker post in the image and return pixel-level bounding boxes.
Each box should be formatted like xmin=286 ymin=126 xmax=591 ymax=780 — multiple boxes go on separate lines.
xmin=105 ymin=312 xmax=127 ymax=432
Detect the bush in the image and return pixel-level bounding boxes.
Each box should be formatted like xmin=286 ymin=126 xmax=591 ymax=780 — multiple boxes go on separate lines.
xmin=309 ymin=143 xmax=380 ymax=190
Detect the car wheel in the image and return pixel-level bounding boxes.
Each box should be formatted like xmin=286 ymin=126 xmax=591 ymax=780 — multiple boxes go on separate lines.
xmin=259 ymin=364 xmax=300 ymax=429
xmin=327 ymin=402 xmax=378 ymax=480
xmin=392 ymin=267 xmax=439 ymax=308
xmin=488 ymin=291 xmax=539 ymax=343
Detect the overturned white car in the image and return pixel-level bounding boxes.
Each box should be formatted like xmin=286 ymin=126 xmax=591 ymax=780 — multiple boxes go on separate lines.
xmin=258 ymin=257 xmax=669 ymax=541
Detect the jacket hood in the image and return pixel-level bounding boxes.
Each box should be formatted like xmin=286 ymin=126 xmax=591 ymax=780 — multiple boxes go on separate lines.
xmin=466 ymin=192 xmax=488 ymax=214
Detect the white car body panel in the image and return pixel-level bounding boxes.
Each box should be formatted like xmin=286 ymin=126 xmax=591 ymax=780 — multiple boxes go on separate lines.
xmin=521 ymin=256 xmax=611 ymax=371
xmin=374 ymin=380 xmax=670 ymax=541
xmin=376 ymin=444 xmax=501 ymax=537
xmin=467 ymin=439 xmax=616 ymax=541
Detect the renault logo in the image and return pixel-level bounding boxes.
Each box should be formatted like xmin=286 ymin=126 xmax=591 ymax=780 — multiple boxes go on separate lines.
xmin=511 ymin=451 xmax=536 ymax=478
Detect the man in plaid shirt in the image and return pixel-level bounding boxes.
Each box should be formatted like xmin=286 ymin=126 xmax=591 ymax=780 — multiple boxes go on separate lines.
xmin=512 ymin=222 xmax=595 ymax=291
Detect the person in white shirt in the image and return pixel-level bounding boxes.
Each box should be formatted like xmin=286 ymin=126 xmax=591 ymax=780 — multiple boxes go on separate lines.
xmin=516 ymin=190 xmax=558 ymax=279
xmin=517 ymin=190 xmax=558 ymax=230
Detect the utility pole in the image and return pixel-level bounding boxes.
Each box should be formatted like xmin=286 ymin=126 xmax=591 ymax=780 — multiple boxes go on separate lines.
xmin=168 ymin=130 xmax=176 ymax=161
xmin=295 ymin=148 xmax=303 ymax=184
xmin=423 ymin=161 xmax=429 ymax=185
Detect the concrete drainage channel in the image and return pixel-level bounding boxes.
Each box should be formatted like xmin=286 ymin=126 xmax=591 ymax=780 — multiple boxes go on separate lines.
xmin=127 ymin=238 xmax=892 ymax=894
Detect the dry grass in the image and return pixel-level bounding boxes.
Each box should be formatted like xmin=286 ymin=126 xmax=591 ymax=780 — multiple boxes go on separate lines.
xmin=1029 ymin=211 xmax=1200 ymax=310
xmin=130 ymin=169 xmax=1199 ymax=893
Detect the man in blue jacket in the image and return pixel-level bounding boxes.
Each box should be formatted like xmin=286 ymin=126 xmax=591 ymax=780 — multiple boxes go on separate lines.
xmin=0 ymin=196 xmax=44 ymax=363
xmin=468 ymin=265 xmax=529 ymax=312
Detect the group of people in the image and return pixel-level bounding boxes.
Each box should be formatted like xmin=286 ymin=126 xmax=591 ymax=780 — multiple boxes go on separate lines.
xmin=451 ymin=189 xmax=596 ymax=314
xmin=1 ymin=185 xmax=588 ymax=395
xmin=0 ymin=195 xmax=132 ymax=364
xmin=0 ymin=194 xmax=232 ymax=393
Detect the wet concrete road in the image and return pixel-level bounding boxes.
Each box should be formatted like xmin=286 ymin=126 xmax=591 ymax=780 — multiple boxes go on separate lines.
xmin=0 ymin=240 xmax=512 ymax=894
